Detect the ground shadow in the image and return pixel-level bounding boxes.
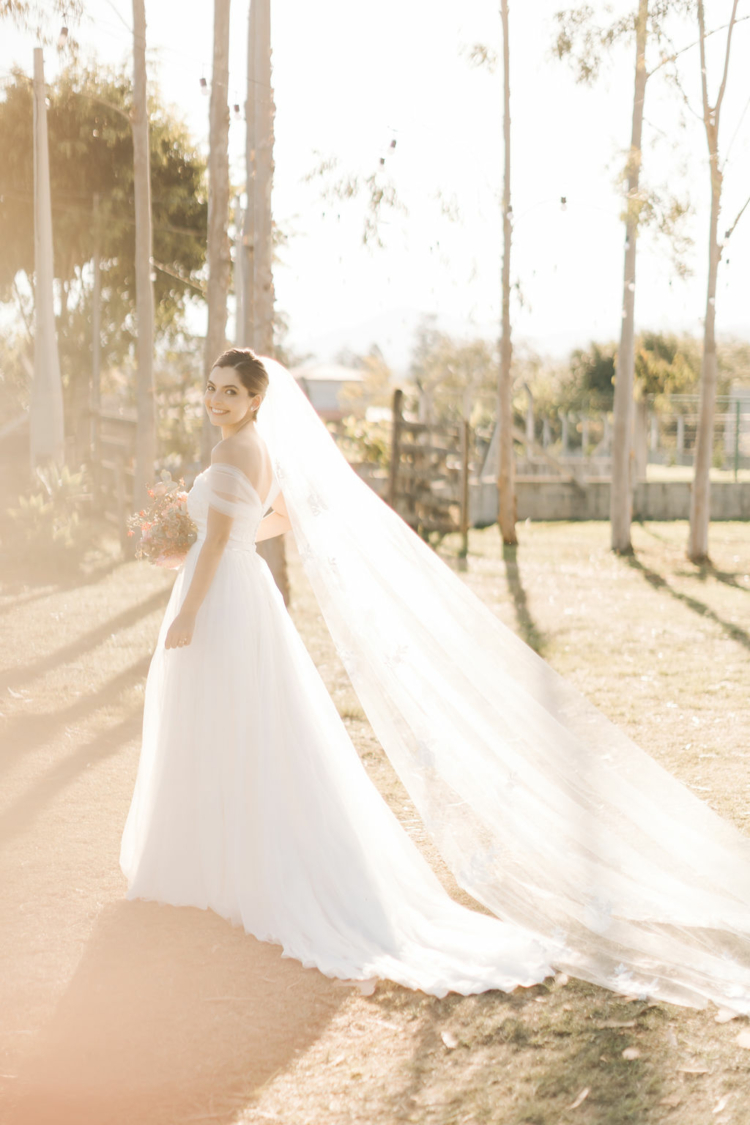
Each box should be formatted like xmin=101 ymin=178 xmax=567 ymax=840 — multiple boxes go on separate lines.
xmin=0 ymin=709 xmax=143 ymax=850
xmin=7 ymin=900 xmax=348 ymax=1125
xmin=372 ymin=982 xmax=668 ymax=1125
xmin=0 ymin=586 xmax=170 ymax=696
xmin=625 ymin=554 xmax=750 ymax=654
xmin=635 ymin=523 xmax=749 ymax=595
xmin=502 ymin=543 xmax=546 ymax=655
xmin=694 ymin=559 xmax=750 ymax=595
xmin=0 ymin=556 xmax=123 ymax=605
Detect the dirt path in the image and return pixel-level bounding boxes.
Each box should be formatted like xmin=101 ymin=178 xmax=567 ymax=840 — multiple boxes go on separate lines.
xmin=1 ymin=498 xmax=750 ymax=1125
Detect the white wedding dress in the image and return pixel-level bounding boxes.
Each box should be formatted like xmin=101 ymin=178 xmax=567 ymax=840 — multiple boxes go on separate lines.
xmin=122 ymin=358 xmax=750 ymax=1012
xmin=120 ymin=460 xmax=555 ymax=996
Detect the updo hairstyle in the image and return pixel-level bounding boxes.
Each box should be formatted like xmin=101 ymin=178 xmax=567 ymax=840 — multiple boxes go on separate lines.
xmin=212 ymin=348 xmax=269 ymax=414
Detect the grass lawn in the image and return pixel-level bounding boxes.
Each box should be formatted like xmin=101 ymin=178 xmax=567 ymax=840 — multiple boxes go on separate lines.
xmin=1 ymin=512 xmax=749 ymax=1124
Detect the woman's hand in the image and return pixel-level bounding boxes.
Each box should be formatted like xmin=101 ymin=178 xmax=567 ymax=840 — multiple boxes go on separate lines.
xmin=165 ymin=610 xmax=196 ymax=650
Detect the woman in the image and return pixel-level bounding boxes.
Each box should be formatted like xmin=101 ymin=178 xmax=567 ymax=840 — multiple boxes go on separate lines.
xmin=120 ymin=348 xmax=555 ymax=996
xmin=122 ymin=348 xmax=750 ymax=1012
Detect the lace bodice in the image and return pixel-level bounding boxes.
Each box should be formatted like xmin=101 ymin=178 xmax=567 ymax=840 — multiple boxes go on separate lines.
xmin=187 ymin=462 xmax=280 ymax=549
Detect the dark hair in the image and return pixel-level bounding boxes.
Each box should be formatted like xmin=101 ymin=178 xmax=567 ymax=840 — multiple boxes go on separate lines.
xmin=211 ymin=348 xmax=269 ymax=405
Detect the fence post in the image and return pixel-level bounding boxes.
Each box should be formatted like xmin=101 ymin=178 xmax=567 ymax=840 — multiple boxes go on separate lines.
xmin=735 ymin=400 xmax=741 ymax=483
xmin=459 ymin=419 xmax=470 ymax=562
xmin=114 ymin=455 xmax=128 ymax=553
xmin=388 ymin=388 xmax=403 ymax=509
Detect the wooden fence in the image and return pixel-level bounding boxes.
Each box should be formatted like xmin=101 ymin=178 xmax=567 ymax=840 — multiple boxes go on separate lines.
xmin=387 ymin=388 xmax=474 ymax=553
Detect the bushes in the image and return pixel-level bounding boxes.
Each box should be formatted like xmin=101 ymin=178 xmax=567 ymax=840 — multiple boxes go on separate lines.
xmin=5 ymin=461 xmax=96 ymax=575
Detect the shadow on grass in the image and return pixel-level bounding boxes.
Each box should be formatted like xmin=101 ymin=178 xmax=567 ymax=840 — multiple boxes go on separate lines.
xmin=372 ymin=981 xmax=668 ymax=1125
xmin=0 ymin=654 xmax=154 ymax=788
xmin=625 ymin=554 xmax=750 ymax=654
xmin=0 ymin=586 xmax=170 ymax=696
xmin=0 ymin=707 xmax=144 ymax=850
xmin=694 ymin=559 xmax=750 ymax=595
xmin=7 ymin=900 xmax=347 ymax=1125
xmin=635 ymin=522 xmax=749 ymax=595
xmin=502 ymin=543 xmax=546 ymax=655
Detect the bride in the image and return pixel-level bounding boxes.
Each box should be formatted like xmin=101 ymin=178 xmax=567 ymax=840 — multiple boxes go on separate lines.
xmin=121 ymin=348 xmax=750 ymax=1011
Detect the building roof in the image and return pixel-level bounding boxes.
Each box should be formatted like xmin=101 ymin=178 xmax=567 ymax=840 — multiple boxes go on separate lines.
xmin=291 ymin=363 xmax=364 ymax=384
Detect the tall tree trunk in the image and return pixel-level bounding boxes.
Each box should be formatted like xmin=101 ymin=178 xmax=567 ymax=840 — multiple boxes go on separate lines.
xmin=610 ymin=0 xmax=648 ymax=554
xmin=90 ymin=192 xmax=102 ymax=477
xmin=131 ymin=0 xmax=156 ymax=512
xmin=201 ymin=0 xmax=232 ymax=468
xmin=689 ymin=168 xmax=721 ymax=562
xmin=253 ymin=0 xmax=275 ymax=356
xmin=251 ymin=0 xmax=288 ymax=604
xmin=238 ymin=0 xmax=257 ymax=349
xmin=688 ymin=0 xmax=738 ymax=563
xmin=30 ymin=47 xmax=65 ymax=470
xmin=497 ymin=0 xmax=516 ymax=545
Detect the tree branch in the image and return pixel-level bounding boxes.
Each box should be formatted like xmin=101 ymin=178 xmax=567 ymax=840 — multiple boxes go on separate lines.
xmin=724 ymin=193 xmax=750 ymax=242
xmin=647 ymin=14 xmax=749 ymax=79
xmin=714 ymin=0 xmax=740 ymax=120
xmin=697 ymin=0 xmax=710 ymax=121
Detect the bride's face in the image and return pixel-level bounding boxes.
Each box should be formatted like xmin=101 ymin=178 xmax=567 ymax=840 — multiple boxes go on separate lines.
xmin=205 ymin=367 xmax=259 ymax=426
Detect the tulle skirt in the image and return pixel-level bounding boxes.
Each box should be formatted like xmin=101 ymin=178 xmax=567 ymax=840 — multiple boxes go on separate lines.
xmin=120 ymin=539 xmax=555 ymax=997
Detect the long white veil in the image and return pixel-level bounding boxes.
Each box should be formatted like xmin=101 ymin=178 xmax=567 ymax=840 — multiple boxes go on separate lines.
xmin=258 ymin=357 xmax=750 ymax=1013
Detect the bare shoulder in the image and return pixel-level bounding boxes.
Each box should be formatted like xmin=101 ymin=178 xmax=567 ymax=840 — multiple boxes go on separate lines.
xmin=211 ymin=435 xmax=263 ymax=477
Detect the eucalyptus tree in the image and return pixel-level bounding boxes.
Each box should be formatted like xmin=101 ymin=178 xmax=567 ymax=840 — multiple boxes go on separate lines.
xmin=554 ymin=0 xmax=692 ymax=554
xmin=131 ymin=0 xmax=156 ymax=511
xmin=687 ymin=0 xmax=743 ymax=563
xmin=497 ymin=0 xmax=516 ymax=545
xmin=201 ymin=0 xmax=232 ymax=468
xmin=242 ymin=0 xmax=289 ymax=603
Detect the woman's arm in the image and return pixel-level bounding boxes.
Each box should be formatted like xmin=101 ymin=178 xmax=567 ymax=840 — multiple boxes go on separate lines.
xmin=164 ymin=505 xmax=232 ymax=649
xmin=255 ymin=490 xmax=292 ymax=543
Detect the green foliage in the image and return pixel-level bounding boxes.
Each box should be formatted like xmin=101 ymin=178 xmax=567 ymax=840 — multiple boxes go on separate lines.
xmin=559 ymin=334 xmax=704 ymax=415
xmin=410 ymin=318 xmax=498 ymax=425
xmin=0 ymin=62 xmax=207 ymax=407
xmin=562 ymin=341 xmax=617 ymax=413
xmin=634 ymin=332 xmax=700 ymax=402
xmin=304 ymin=152 xmax=405 ymax=248
xmin=332 ymin=415 xmax=390 ymax=467
xmin=153 ymin=336 xmax=205 ymax=463
xmin=0 ymin=331 xmax=32 ymax=417
xmin=337 ymin=348 xmax=394 ymax=417
xmin=6 ymin=461 xmax=94 ymax=569
xmin=1 ymin=0 xmax=83 ymax=38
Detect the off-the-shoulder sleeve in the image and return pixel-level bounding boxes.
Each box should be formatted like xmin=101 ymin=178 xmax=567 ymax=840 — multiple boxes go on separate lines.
xmin=205 ymin=464 xmax=255 ymax=518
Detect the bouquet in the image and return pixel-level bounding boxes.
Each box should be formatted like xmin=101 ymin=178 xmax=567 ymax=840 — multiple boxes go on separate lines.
xmin=127 ymin=471 xmax=197 ymax=568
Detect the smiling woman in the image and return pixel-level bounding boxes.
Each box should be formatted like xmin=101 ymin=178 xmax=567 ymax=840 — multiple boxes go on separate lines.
xmin=205 ymin=349 xmax=269 ymax=428
xmin=159 ymin=348 xmax=288 ymax=652
xmin=120 ymin=349 xmax=557 ymax=997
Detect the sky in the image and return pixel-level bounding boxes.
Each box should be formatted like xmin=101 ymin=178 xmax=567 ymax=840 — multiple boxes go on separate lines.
xmin=2 ymin=0 xmax=750 ymax=370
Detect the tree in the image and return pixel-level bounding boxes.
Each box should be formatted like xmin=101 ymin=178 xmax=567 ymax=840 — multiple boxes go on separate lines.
xmin=410 ymin=319 xmax=498 ymax=424
xmin=497 ymin=0 xmax=516 ymax=545
xmin=687 ymin=0 xmax=741 ymax=563
xmin=0 ymin=64 xmax=207 ymax=443
xmin=246 ymin=0 xmax=289 ymax=604
xmin=131 ymin=0 xmax=156 ymax=511
xmin=236 ymin=0 xmax=256 ymax=348
xmin=253 ymin=0 xmax=274 ymax=355
xmin=201 ymin=0 xmax=232 ymax=467
xmin=554 ymin=1 xmax=692 ymax=552
xmin=610 ymin=0 xmax=648 ymax=553
xmin=1 ymin=0 xmax=83 ymax=38
xmin=30 ymin=47 xmax=65 ymax=470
